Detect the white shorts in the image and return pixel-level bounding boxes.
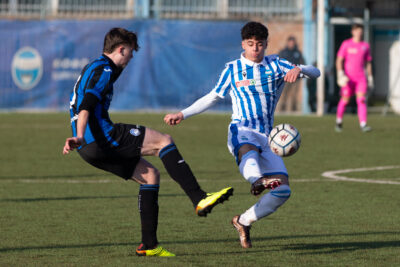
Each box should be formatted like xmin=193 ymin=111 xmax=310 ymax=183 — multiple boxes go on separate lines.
xmin=227 ymin=122 xmax=288 ymax=177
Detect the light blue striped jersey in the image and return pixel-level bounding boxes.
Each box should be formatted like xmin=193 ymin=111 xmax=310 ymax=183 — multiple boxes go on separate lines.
xmin=213 ymin=53 xmax=296 ymax=134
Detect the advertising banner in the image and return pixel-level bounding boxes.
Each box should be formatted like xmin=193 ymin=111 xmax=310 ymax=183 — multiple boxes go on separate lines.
xmin=0 ymin=19 xmax=242 ymax=110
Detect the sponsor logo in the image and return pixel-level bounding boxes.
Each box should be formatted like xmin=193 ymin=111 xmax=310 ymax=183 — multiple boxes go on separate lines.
xmin=235 ymin=79 xmax=256 ymax=87
xmin=178 ymin=159 xmax=185 ymax=164
xmin=11 ymin=47 xmax=43 ymax=90
xmin=265 ymin=70 xmax=273 ymax=75
xmin=52 ymin=58 xmax=89 ymax=81
xmin=348 ymin=48 xmax=358 ymax=54
xmin=130 ymin=128 xmax=141 ymax=136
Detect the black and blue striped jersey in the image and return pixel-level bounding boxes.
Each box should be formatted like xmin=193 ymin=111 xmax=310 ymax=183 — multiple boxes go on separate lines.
xmin=69 ymin=54 xmax=122 ymax=147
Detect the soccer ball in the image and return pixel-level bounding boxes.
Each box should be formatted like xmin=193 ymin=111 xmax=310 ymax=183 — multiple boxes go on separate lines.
xmin=268 ymin=124 xmax=301 ymax=157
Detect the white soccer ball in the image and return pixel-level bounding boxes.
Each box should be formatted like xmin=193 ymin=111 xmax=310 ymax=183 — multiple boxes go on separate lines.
xmin=268 ymin=123 xmax=301 ymax=157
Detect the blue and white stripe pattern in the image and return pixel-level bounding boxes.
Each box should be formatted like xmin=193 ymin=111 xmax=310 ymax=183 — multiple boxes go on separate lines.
xmin=213 ymin=53 xmax=295 ymax=135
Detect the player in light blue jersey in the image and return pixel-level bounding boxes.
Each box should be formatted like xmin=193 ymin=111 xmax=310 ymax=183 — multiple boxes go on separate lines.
xmin=164 ymin=21 xmax=320 ymax=248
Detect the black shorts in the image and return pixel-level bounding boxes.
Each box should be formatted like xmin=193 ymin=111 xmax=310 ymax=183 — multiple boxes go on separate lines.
xmin=78 ymin=123 xmax=146 ymax=180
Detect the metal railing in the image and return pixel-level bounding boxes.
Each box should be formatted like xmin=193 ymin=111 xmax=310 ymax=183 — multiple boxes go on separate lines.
xmin=0 ymin=0 xmax=303 ymax=20
xmin=0 ymin=0 xmax=134 ymax=19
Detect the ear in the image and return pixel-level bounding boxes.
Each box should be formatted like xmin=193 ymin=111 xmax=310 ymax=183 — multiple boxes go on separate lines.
xmin=241 ymin=41 xmax=245 ymax=50
xmin=119 ymin=46 xmax=125 ymax=56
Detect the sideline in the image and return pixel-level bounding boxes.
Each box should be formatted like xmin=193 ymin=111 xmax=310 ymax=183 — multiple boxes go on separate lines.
xmin=322 ymin=166 xmax=400 ymax=185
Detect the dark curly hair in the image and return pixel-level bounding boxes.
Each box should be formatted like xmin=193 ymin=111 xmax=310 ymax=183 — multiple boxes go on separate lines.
xmin=103 ymin=27 xmax=140 ymax=53
xmin=241 ymin=21 xmax=269 ymax=41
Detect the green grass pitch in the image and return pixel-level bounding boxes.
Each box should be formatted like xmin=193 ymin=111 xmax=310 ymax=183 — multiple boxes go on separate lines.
xmin=0 ymin=112 xmax=399 ymax=266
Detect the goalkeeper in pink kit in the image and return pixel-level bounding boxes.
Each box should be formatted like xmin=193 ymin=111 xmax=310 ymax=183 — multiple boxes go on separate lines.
xmin=335 ymin=24 xmax=373 ymax=132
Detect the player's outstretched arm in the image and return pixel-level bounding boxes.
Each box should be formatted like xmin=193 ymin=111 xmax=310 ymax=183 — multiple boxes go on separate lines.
xmin=164 ymin=112 xmax=184 ymax=126
xmin=298 ymin=65 xmax=321 ymax=79
xmin=164 ymin=91 xmax=221 ymax=126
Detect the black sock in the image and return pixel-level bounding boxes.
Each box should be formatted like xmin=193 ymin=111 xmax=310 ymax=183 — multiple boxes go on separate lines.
xmin=138 ymin=184 xmax=159 ymax=248
xmin=159 ymin=143 xmax=206 ymax=207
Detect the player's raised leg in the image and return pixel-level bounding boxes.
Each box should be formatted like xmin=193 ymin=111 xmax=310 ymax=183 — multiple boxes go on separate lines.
xmin=141 ymin=127 xmax=233 ymax=216
xmin=232 ymin=144 xmax=291 ymax=248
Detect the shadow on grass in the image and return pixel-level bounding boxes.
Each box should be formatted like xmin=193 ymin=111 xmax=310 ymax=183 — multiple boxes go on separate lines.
xmin=0 ymin=173 xmax=111 ymax=180
xmin=0 ymin=170 xmax=233 ymax=180
xmin=1 ymin=232 xmax=398 ymax=253
xmin=0 ymin=193 xmax=190 ymax=202
xmin=0 ymin=192 xmax=250 ymax=203
xmin=282 ymin=240 xmax=400 ymax=254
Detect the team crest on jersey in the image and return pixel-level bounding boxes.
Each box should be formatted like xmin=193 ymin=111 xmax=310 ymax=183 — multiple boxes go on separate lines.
xmin=130 ymin=128 xmax=141 ymax=136
xmin=242 ymin=71 xmax=247 ymax=78
xmin=236 ymin=79 xmax=256 ymax=87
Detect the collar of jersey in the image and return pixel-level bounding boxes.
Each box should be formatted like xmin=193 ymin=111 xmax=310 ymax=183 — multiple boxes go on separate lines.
xmin=102 ymin=54 xmax=119 ymax=72
xmin=240 ymin=52 xmax=267 ymax=67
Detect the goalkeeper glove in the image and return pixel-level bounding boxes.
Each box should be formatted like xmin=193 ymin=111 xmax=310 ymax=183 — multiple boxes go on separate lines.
xmin=368 ymin=75 xmax=374 ymax=89
xmin=337 ymin=70 xmax=349 ymax=87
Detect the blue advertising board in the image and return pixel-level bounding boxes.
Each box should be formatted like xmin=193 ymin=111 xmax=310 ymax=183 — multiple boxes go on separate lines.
xmin=0 ymin=19 xmax=243 ymax=111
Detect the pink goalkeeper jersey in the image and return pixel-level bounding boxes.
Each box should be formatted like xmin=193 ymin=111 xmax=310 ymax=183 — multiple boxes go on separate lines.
xmin=337 ymin=38 xmax=372 ymax=78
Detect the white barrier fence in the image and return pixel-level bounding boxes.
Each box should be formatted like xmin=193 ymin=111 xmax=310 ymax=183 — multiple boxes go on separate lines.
xmin=0 ymin=0 xmax=303 ymax=20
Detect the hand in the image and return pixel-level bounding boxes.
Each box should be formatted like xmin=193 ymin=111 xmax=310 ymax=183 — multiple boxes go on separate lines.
xmin=337 ymin=70 xmax=349 ymax=87
xmin=368 ymin=75 xmax=374 ymax=89
xmin=63 ymin=137 xmax=83 ymax=155
xmin=284 ymin=67 xmax=301 ymax=83
xmin=164 ymin=112 xmax=184 ymax=126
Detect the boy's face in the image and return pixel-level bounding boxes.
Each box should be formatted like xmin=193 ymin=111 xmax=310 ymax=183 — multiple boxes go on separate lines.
xmin=242 ymin=37 xmax=267 ymax=63
xmin=351 ymin=27 xmax=363 ymax=41
xmin=118 ymin=44 xmax=134 ymax=68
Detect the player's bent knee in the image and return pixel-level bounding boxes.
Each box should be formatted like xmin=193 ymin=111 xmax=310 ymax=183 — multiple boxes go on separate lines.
xmin=341 ymin=97 xmax=350 ymax=103
xmin=356 ymin=95 xmax=366 ymax=104
xmin=270 ymin=184 xmax=291 ymax=201
xmin=159 ymin=133 xmax=174 ymax=149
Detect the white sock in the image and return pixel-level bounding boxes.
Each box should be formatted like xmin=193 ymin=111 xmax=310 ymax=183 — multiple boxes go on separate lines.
xmin=239 ymin=185 xmax=291 ymax=226
xmin=239 ymin=150 xmax=262 ymax=184
xmin=360 ymin=121 xmax=367 ymax=127
xmin=336 ymin=118 xmax=342 ymax=124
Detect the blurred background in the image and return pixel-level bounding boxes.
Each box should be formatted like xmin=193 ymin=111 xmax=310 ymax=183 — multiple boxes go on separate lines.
xmin=0 ymin=0 xmax=399 ymax=115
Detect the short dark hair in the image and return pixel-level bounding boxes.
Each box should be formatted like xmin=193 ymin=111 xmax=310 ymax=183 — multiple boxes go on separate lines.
xmin=352 ymin=23 xmax=363 ymax=30
xmin=241 ymin=22 xmax=269 ymax=41
xmin=103 ymin=27 xmax=140 ymax=53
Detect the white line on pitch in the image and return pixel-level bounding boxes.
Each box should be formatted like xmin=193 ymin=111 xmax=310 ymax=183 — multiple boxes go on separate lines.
xmin=322 ymin=165 xmax=400 ymax=185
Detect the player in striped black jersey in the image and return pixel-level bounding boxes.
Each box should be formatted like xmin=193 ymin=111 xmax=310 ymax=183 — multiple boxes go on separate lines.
xmin=164 ymin=21 xmax=320 ymax=248
xmin=63 ymin=28 xmax=233 ymax=257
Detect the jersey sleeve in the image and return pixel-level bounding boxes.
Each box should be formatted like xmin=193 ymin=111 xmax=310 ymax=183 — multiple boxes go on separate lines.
xmin=84 ymin=66 xmax=112 ymax=100
xmin=277 ymin=57 xmax=296 ymax=75
xmin=211 ymin=65 xmax=232 ymax=98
